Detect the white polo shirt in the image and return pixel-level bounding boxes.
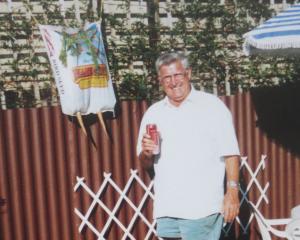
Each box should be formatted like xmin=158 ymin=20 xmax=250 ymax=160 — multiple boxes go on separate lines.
xmin=137 ymin=87 xmax=240 ymax=219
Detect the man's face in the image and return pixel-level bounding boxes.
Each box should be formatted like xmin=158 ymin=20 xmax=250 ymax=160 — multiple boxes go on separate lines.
xmin=159 ymin=60 xmax=191 ymax=107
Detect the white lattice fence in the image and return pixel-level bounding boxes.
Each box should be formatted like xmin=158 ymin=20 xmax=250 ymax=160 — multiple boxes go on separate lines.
xmin=74 ymin=169 xmax=160 ymax=240
xmin=74 ymin=155 xmax=269 ymax=239
xmin=222 ymin=155 xmax=269 ymax=236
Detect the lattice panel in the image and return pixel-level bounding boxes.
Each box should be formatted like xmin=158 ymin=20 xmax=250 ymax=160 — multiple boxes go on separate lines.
xmin=74 ymin=155 xmax=270 ymax=239
xmin=223 ymin=155 xmax=269 ymax=236
xmin=74 ymin=169 xmax=161 ymax=240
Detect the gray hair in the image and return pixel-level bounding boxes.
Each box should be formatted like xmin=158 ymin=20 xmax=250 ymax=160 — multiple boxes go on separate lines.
xmin=155 ymin=51 xmax=190 ymax=73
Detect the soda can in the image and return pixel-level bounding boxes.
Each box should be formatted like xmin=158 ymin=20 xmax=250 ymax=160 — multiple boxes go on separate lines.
xmin=146 ymin=124 xmax=160 ymax=155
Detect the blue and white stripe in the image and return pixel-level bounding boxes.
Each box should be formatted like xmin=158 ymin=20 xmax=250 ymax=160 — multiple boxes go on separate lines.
xmin=243 ymin=4 xmax=300 ymax=55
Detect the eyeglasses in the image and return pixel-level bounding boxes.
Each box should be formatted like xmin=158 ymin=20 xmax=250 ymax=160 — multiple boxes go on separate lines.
xmin=159 ymin=71 xmax=187 ymax=84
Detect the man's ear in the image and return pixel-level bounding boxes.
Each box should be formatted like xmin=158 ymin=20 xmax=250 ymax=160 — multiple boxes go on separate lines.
xmin=158 ymin=77 xmax=162 ymax=84
xmin=187 ymin=68 xmax=192 ymax=79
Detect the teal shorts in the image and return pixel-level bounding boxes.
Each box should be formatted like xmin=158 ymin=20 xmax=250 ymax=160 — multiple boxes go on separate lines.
xmin=156 ymin=213 xmax=223 ymax=240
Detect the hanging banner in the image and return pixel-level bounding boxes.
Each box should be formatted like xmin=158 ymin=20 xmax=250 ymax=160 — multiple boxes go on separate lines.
xmin=39 ymin=22 xmax=116 ymax=116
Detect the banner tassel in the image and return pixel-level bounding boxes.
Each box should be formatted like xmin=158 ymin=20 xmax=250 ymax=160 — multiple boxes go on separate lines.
xmin=76 ymin=112 xmax=87 ymax=136
xmin=97 ymin=112 xmax=109 ymax=138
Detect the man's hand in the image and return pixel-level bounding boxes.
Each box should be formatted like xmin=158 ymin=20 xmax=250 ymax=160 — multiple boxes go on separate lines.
xmin=222 ymin=188 xmax=239 ymax=223
xmin=139 ymin=133 xmax=157 ymax=170
xmin=141 ymin=133 xmax=157 ymax=157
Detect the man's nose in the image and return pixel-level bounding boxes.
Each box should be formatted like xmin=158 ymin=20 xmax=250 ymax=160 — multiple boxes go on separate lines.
xmin=169 ymin=75 xmax=178 ymax=86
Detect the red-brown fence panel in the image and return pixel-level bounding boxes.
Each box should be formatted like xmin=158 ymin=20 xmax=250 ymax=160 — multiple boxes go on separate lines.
xmin=0 ymin=92 xmax=299 ymax=240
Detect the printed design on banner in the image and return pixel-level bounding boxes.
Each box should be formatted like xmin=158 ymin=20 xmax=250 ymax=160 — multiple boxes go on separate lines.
xmin=73 ymin=64 xmax=108 ymax=89
xmin=59 ymin=25 xmax=109 ymax=89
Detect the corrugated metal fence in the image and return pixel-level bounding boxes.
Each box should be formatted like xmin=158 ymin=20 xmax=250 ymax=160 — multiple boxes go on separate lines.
xmin=0 ymin=92 xmax=299 ymax=240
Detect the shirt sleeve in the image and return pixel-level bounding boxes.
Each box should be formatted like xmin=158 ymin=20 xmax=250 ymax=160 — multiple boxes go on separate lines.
xmin=215 ymin=102 xmax=240 ymax=157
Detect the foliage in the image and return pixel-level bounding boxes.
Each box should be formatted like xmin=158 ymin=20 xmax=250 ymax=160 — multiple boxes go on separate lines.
xmin=171 ymin=0 xmax=300 ymax=95
xmin=118 ymin=72 xmax=149 ymax=100
xmin=103 ymin=8 xmax=164 ymax=101
xmin=104 ymin=0 xmax=300 ymax=99
xmin=0 ymin=0 xmax=92 ymax=108
xmin=1 ymin=0 xmax=300 ymax=108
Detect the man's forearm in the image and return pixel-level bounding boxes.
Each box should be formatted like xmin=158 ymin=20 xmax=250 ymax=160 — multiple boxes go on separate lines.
xmin=225 ymin=155 xmax=240 ymax=186
xmin=139 ymin=152 xmax=154 ymax=170
xmin=223 ymin=155 xmax=240 ymax=222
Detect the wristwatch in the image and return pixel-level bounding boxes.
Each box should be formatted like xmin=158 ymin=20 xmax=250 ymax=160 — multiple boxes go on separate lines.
xmin=227 ymin=180 xmax=239 ymax=189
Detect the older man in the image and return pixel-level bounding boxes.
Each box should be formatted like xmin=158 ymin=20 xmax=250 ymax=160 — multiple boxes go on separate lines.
xmin=137 ymin=51 xmax=240 ymax=240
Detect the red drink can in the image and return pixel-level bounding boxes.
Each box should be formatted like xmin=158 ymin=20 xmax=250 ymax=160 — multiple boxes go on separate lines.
xmin=146 ymin=124 xmax=160 ymax=154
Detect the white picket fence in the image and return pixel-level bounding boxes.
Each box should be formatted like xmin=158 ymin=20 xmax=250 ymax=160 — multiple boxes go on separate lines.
xmin=74 ymin=155 xmax=269 ymax=239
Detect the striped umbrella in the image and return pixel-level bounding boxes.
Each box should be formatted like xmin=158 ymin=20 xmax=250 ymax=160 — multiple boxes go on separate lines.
xmin=243 ymin=3 xmax=300 ymax=56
